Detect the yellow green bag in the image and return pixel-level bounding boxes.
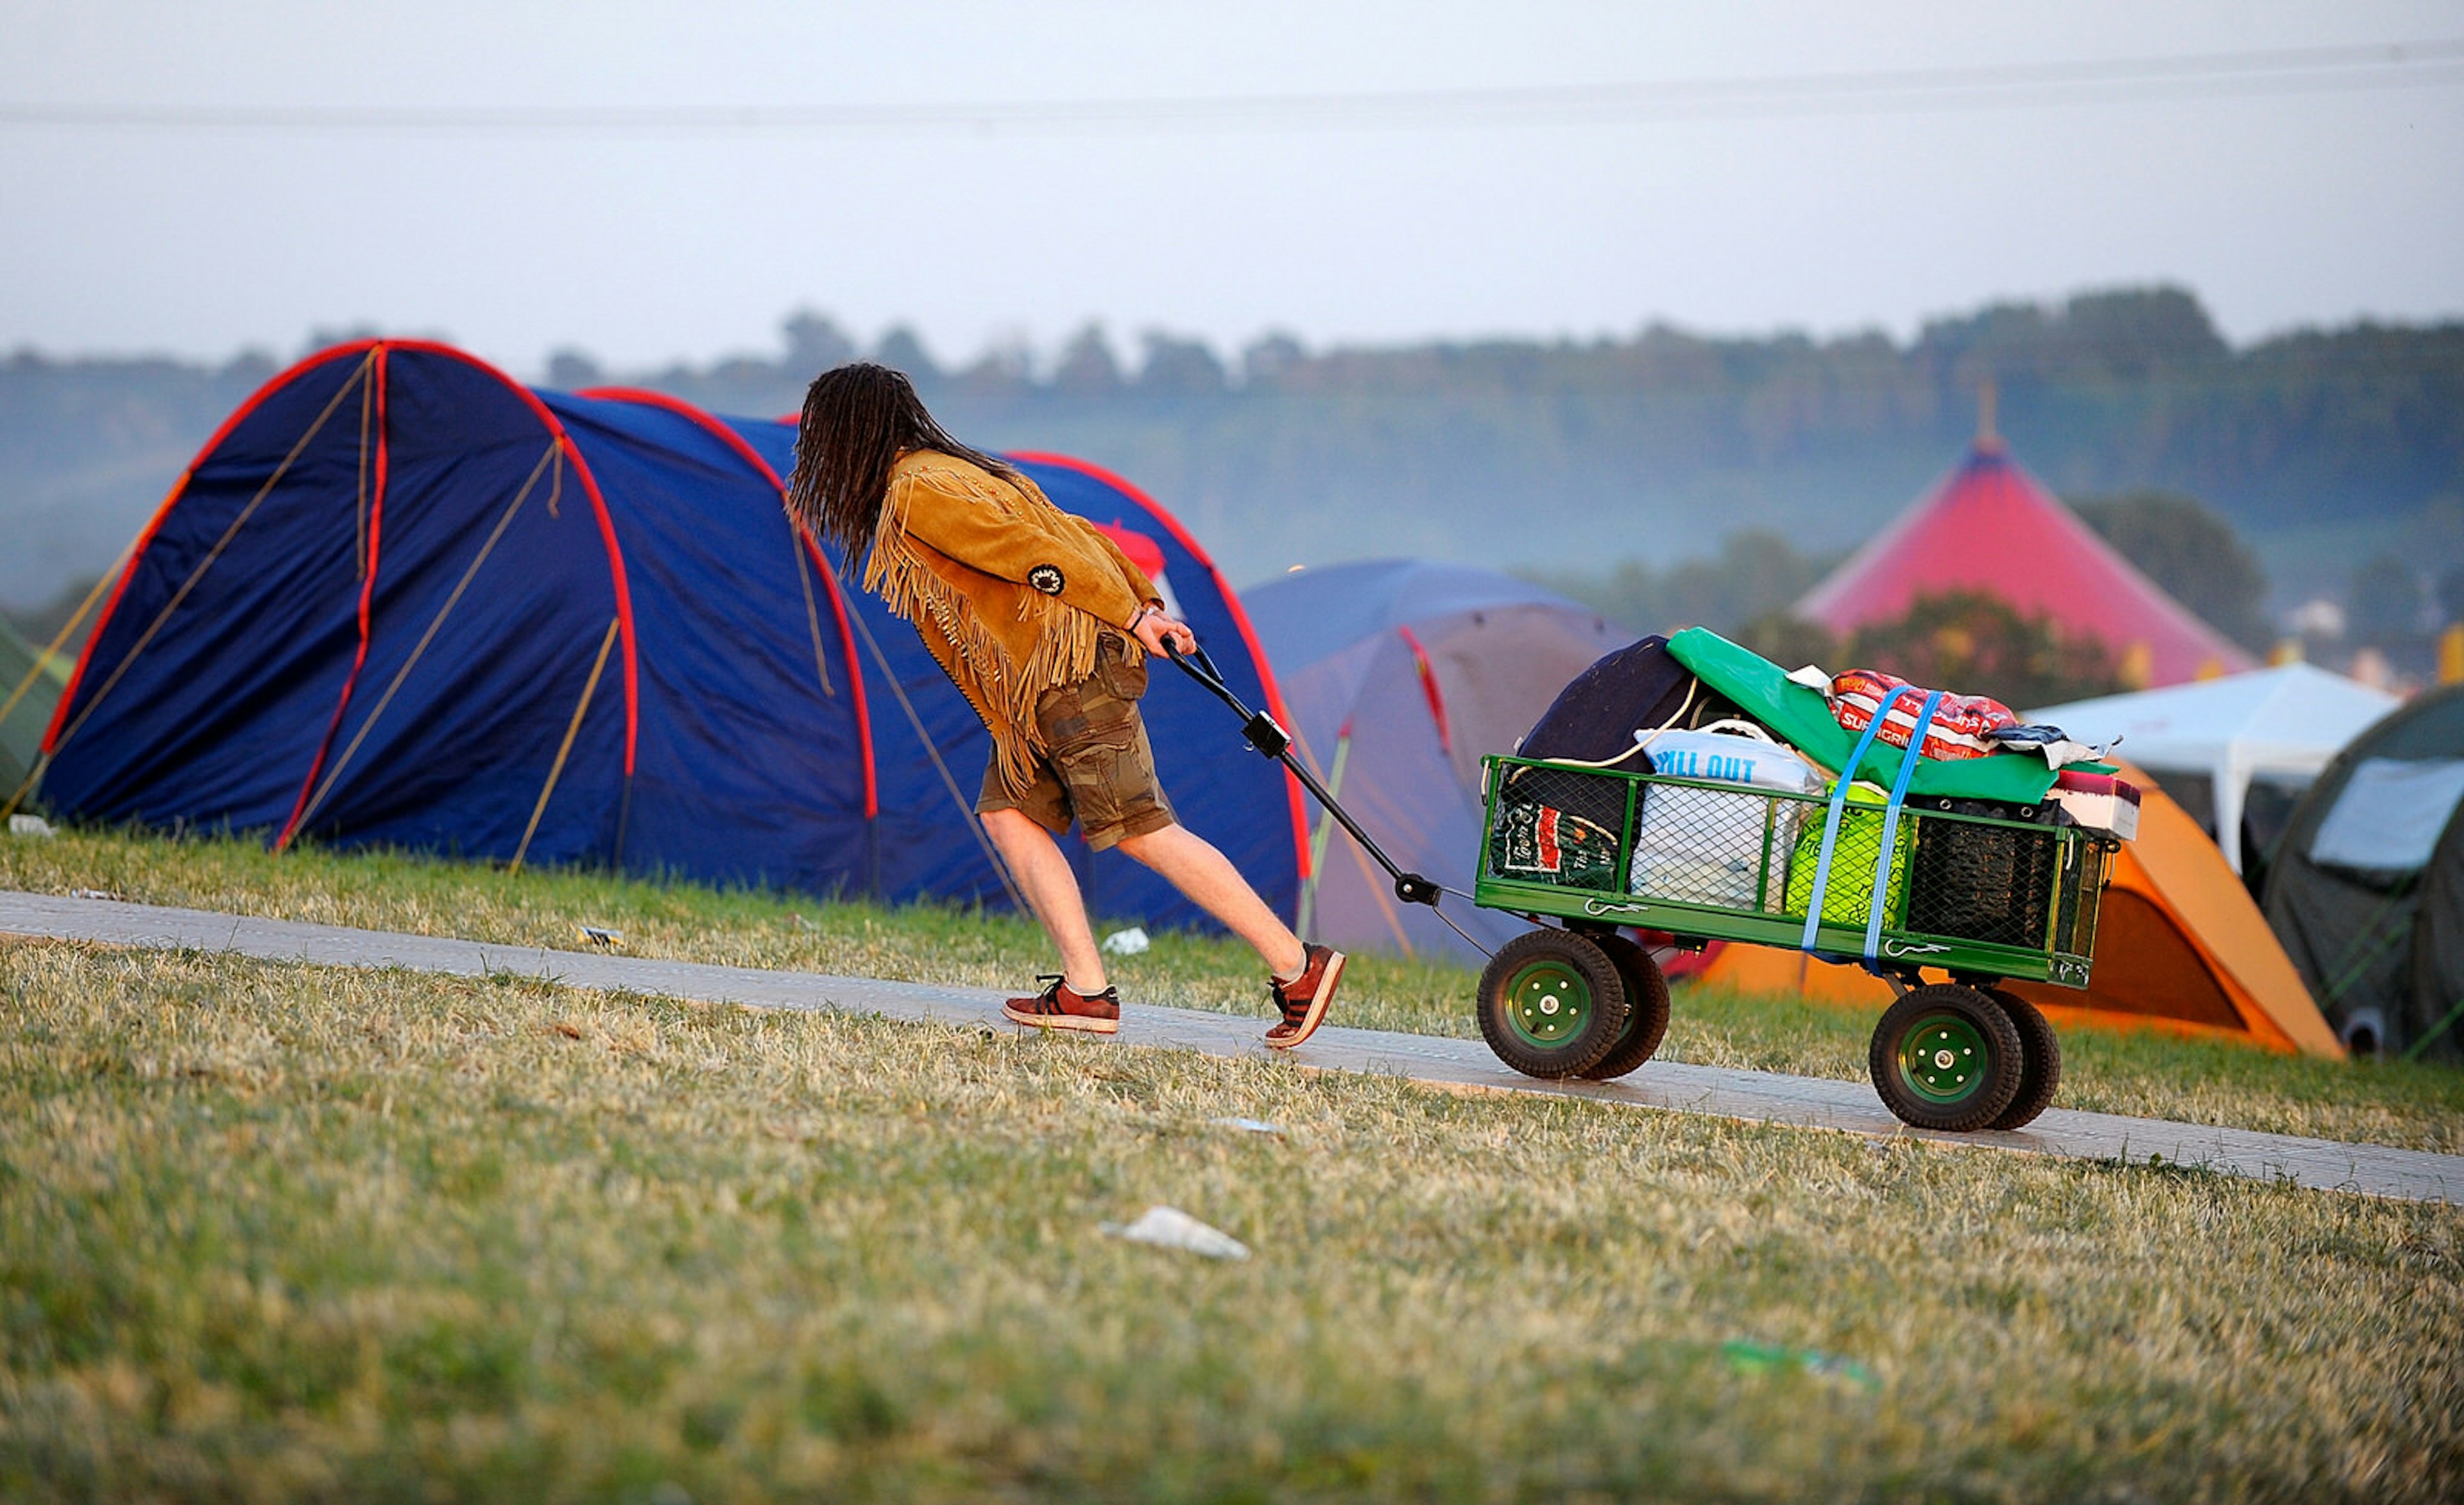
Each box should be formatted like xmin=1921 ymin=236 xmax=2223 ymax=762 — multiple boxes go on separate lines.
xmin=1785 ymin=782 xmax=1912 ymax=928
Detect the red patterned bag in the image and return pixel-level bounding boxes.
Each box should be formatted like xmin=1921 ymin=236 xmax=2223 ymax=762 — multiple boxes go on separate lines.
xmin=1829 ymin=669 xmax=2015 ymax=761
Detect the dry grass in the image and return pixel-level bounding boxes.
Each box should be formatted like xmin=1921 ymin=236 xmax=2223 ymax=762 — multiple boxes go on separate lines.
xmin=6 ymin=826 xmax=2464 ymax=1153
xmin=4 ymin=939 xmax=2461 ymax=1502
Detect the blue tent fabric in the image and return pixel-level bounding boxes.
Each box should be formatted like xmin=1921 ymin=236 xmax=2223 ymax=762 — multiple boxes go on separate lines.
xmin=40 ymin=340 xmax=1299 ymax=934
xmin=545 ymin=392 xmax=878 ymax=896
xmin=39 ymin=345 xmax=381 ymax=834
xmin=45 ymin=343 xmax=631 ymax=870
xmin=1245 ymin=560 xmax=1626 ymax=962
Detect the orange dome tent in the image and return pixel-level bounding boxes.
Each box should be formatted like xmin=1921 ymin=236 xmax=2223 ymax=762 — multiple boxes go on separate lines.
xmin=1693 ymin=770 xmax=2341 ymax=1056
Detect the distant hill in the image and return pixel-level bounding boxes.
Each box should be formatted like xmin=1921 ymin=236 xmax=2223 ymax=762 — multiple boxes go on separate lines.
xmin=6 ymin=288 xmax=2459 ymax=614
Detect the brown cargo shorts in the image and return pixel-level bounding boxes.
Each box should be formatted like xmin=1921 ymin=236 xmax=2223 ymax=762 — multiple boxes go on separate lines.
xmin=977 ymin=633 xmax=1177 ymax=851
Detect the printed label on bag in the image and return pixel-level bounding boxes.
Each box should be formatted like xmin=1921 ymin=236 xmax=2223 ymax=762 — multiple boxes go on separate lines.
xmin=1496 ymin=802 xmax=1620 ymax=884
xmin=1654 ymin=746 xmax=1767 ymax=784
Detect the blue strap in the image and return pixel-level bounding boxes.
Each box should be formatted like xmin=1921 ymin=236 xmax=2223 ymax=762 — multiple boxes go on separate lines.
xmin=1862 ymin=689 xmax=1943 ymax=965
xmin=1799 ymin=684 xmax=1919 ymax=952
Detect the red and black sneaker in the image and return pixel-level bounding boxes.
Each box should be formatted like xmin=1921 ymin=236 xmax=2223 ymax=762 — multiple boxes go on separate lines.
xmin=1265 ymin=943 xmax=1346 ymax=1049
xmin=1002 ymin=975 xmax=1120 ymax=1035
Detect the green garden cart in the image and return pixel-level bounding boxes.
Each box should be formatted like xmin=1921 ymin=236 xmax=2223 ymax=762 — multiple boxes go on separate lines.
xmin=1169 ymin=630 xmax=2126 ymax=1133
xmin=1471 ymin=745 xmax=2119 ymax=1131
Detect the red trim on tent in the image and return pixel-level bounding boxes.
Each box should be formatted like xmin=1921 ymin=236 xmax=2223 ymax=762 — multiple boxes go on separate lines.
xmin=574 ymin=385 xmax=881 ymax=821
xmin=1396 ymin=624 xmax=1452 ymax=755
xmin=1005 ymin=449 xmax=1315 ymax=885
xmin=42 ymin=340 xmax=383 ymax=755
xmin=276 ymin=346 xmax=394 ymax=850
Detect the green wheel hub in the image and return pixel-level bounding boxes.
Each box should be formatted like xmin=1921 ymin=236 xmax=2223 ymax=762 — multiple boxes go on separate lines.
xmin=1504 ymin=960 xmax=1595 ymax=1050
xmin=1895 ymin=1013 xmax=1993 ymax=1105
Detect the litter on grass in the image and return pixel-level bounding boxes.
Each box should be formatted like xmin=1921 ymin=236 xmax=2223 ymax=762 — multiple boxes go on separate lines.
xmin=1720 ymin=1339 xmax=1881 ymax=1391
xmin=7 ymin=814 xmax=54 ymax=838
xmin=576 ymin=925 xmax=626 ymax=949
xmin=69 ymin=888 xmax=121 ymax=902
xmin=1210 ymin=1116 xmax=1287 ymax=1136
xmin=1099 ymin=1205 xmax=1251 ymax=1260
xmin=1100 ymin=926 xmax=1151 ymax=956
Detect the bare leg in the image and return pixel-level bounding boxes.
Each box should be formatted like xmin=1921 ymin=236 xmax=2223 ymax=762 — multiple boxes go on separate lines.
xmin=1115 ymin=822 xmax=1308 ymax=978
xmin=982 ymin=807 xmax=1108 ymax=992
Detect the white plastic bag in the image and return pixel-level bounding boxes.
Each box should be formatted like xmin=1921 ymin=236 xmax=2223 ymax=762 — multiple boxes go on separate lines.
xmin=1629 ymin=721 xmax=1822 ymax=911
xmin=1099 ymin=1205 xmax=1251 ymax=1260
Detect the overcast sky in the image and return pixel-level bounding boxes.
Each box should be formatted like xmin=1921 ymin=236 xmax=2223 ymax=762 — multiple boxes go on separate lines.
xmin=3 ymin=0 xmax=2459 ymax=375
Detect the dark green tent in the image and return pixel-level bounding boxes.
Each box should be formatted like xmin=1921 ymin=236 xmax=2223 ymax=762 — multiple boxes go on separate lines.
xmin=1 ymin=616 xmax=69 ymax=809
xmin=2263 ymin=684 xmax=2464 ymax=1063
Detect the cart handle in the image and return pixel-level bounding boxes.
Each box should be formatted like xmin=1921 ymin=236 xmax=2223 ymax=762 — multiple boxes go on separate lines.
xmin=1165 ymin=642 xmax=1443 ymax=909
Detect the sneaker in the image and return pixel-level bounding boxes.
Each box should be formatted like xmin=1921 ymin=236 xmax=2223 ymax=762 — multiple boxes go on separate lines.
xmin=1002 ymin=975 xmax=1120 ymax=1035
xmin=1264 ymin=943 xmax=1346 ymax=1049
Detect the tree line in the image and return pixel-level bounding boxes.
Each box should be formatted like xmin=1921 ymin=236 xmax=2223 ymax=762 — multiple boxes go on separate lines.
xmin=5 ymin=288 xmax=2460 ymax=651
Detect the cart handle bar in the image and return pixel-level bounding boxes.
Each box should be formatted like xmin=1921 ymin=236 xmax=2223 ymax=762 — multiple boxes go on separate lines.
xmin=1167 ymin=642 xmax=1442 ymax=909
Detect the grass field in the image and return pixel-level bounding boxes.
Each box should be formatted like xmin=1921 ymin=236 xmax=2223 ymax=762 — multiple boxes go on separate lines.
xmin=5 ymin=937 xmax=2461 ymax=1502
xmin=6 ymin=827 xmax=2463 ymax=1153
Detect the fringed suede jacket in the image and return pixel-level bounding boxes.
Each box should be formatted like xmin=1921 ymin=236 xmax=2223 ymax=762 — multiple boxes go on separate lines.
xmin=864 ymin=450 xmax=1160 ymax=792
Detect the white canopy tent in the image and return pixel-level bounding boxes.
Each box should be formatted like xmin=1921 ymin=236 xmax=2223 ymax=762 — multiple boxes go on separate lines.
xmin=2029 ymin=665 xmax=2399 ymax=873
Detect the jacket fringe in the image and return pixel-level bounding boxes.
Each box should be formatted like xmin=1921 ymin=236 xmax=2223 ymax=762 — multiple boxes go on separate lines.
xmin=866 ymin=468 xmax=1104 ymax=791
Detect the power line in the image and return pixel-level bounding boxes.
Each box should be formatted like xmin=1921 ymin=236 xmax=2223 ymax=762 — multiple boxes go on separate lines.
xmin=3 ymin=39 xmax=2461 ymax=139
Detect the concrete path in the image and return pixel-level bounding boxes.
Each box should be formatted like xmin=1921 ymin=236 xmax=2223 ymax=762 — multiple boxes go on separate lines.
xmin=4 ymin=890 xmax=2458 ymax=1205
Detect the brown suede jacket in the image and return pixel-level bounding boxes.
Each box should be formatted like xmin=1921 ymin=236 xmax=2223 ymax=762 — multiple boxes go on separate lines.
xmin=864 ymin=450 xmax=1159 ymax=789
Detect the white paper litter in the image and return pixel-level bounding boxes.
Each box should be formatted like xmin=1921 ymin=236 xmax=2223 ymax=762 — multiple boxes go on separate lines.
xmin=70 ymin=888 xmax=121 ymax=902
xmin=1099 ymin=1205 xmax=1251 ymax=1260
xmin=1209 ymin=1116 xmax=1286 ymax=1135
xmin=1100 ymin=926 xmax=1151 ymax=956
xmin=8 ymin=814 xmax=55 ymax=838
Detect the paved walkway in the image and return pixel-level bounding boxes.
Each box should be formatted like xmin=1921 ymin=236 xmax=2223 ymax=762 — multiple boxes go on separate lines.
xmin=4 ymin=890 xmax=2458 ymax=1204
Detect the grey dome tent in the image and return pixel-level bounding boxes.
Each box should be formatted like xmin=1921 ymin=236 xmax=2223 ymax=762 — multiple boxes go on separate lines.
xmin=1244 ymin=560 xmax=1624 ymax=962
xmin=2263 ymin=683 xmax=2464 ymax=1062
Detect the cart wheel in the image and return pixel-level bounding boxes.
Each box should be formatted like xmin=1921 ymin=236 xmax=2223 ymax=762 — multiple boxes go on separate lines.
xmin=1579 ymin=935 xmax=1671 ymax=1080
xmin=1477 ymin=929 xmax=1629 ymax=1079
xmin=1982 ymin=988 xmax=2062 ymax=1130
xmin=1867 ymin=984 xmax=2024 ymax=1131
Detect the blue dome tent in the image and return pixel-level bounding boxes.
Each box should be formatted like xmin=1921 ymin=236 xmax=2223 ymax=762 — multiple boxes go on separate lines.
xmin=33 ymin=340 xmax=1303 ymax=930
xmin=1244 ymin=560 xmax=1625 ymax=962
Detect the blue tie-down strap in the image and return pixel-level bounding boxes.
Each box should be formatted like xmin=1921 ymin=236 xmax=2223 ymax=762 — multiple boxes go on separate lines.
xmin=1798 ymin=685 xmax=1939 ymax=958
xmin=1861 ymin=689 xmax=1942 ymax=968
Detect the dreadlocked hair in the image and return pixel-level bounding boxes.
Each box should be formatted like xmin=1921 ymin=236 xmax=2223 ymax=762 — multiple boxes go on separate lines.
xmin=787 ymin=363 xmax=1022 ymax=566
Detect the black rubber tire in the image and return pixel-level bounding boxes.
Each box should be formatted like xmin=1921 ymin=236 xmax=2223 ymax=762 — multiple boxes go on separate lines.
xmin=1867 ymin=984 xmax=2025 ymax=1131
xmin=1579 ymin=935 xmax=1672 ymax=1080
xmin=1476 ymin=929 xmax=1630 ymax=1079
xmin=1983 ymin=987 xmax=2062 ymax=1130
